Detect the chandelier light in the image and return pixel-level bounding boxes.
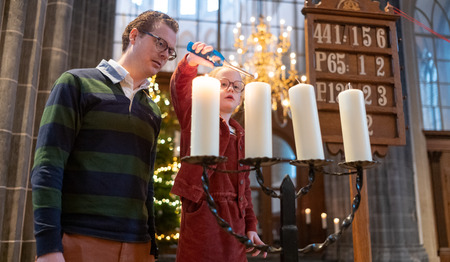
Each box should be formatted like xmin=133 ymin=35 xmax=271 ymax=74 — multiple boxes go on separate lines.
xmin=231 ymin=15 xmax=303 ymax=126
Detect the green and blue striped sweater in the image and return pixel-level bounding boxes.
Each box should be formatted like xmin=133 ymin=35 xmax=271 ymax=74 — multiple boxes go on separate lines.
xmin=31 ymin=62 xmax=160 ymax=257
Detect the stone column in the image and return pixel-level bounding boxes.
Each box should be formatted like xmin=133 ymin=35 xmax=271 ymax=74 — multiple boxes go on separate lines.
xmin=368 ymin=146 xmax=428 ymax=261
xmin=400 ymin=0 xmax=441 ymax=260
xmin=323 ymin=149 xmax=428 ymax=261
xmin=69 ymin=0 xmax=116 ymax=68
xmin=26 ymin=1 xmax=75 ymax=261
xmin=0 ymin=0 xmax=122 ymax=260
xmin=0 ymin=0 xmax=75 ymax=261
xmin=0 ymin=0 xmax=34 ymax=260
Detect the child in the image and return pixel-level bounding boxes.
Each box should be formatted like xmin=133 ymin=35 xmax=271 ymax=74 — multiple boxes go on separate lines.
xmin=170 ymin=42 xmax=267 ymax=262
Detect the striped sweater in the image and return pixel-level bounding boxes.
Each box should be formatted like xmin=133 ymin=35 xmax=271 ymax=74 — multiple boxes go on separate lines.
xmin=31 ymin=62 xmax=160 ymax=257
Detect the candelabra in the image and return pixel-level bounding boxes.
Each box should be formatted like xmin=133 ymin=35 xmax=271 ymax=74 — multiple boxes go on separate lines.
xmin=232 ymin=15 xmax=300 ymax=127
xmin=181 ymin=155 xmax=378 ymax=262
xmin=187 ymin=55 xmax=375 ymax=261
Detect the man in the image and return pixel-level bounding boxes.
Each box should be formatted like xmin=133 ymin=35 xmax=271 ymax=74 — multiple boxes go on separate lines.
xmin=31 ymin=10 xmax=178 ymax=262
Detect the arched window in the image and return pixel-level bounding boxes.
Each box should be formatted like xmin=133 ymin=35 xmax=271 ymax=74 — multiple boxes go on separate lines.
xmin=414 ymin=0 xmax=450 ymax=130
xmin=113 ymin=0 xmax=306 ymax=74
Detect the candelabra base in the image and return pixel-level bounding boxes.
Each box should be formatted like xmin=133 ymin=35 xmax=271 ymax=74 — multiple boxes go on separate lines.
xmin=290 ymin=159 xmax=333 ymax=167
xmin=239 ymin=157 xmax=290 ymax=167
xmin=338 ymin=160 xmax=378 ymax=170
xmin=180 ymin=155 xmax=380 ymax=261
xmin=181 ymin=155 xmax=227 ymax=165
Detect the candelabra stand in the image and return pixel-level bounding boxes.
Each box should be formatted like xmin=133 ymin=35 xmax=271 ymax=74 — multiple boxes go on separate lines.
xmin=181 ymin=155 xmax=378 ymax=262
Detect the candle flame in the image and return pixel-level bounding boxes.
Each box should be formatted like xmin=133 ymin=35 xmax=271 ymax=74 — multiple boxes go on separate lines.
xmin=300 ymin=75 xmax=307 ymax=83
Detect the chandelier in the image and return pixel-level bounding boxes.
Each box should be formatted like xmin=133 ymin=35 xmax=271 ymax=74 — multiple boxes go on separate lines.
xmin=231 ymin=15 xmax=304 ymax=126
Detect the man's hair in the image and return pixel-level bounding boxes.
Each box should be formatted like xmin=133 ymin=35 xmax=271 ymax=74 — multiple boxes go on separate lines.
xmin=122 ymin=10 xmax=179 ymax=52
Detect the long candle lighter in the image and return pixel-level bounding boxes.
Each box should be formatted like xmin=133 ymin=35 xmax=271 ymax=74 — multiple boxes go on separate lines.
xmin=187 ymin=42 xmax=255 ymax=79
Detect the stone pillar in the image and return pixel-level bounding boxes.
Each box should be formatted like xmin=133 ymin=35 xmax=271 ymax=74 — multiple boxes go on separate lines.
xmin=26 ymin=1 xmax=75 ymax=261
xmin=69 ymin=0 xmax=116 ymax=68
xmin=400 ymin=0 xmax=441 ymax=261
xmin=0 ymin=0 xmax=34 ymax=261
xmin=0 ymin=0 xmax=76 ymax=261
xmin=323 ymin=149 xmax=428 ymax=261
xmin=368 ymin=146 xmax=428 ymax=261
xmin=0 ymin=0 xmax=141 ymax=260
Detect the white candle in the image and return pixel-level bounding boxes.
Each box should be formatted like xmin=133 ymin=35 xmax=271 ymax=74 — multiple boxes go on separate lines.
xmin=289 ymin=84 xmax=324 ymax=160
xmin=333 ymin=218 xmax=340 ymax=233
xmin=338 ymin=89 xmax=372 ymax=162
xmin=191 ymin=76 xmax=221 ymax=156
xmin=321 ymin=213 xmax=327 ymax=229
xmin=244 ymin=82 xmax=272 ymax=158
xmin=305 ymin=208 xmax=311 ymax=224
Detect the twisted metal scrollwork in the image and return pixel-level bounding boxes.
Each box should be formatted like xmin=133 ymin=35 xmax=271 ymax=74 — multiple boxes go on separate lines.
xmin=298 ymin=166 xmax=363 ymax=253
xmin=200 ymin=162 xmax=282 ymax=253
xmin=181 ymin=155 xmax=377 ymax=258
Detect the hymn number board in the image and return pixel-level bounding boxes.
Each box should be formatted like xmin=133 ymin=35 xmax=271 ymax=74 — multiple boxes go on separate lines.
xmin=302 ymin=0 xmax=406 ymax=156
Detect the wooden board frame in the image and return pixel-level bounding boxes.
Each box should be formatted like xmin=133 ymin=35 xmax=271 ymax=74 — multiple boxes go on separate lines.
xmin=302 ymin=0 xmax=406 ymax=157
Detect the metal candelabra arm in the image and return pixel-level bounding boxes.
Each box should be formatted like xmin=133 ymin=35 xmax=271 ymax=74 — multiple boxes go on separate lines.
xmin=180 ymin=155 xmax=378 ymax=259
xmin=298 ymin=166 xmax=363 ymax=253
xmin=295 ymin=160 xmax=378 ymax=253
xmin=240 ymin=158 xmax=326 ymax=199
xmin=239 ymin=157 xmax=291 ymax=199
xmin=289 ymin=159 xmax=333 ymax=199
xmin=199 ymin=160 xmax=282 ymax=253
xmin=254 ymin=162 xmax=282 ymax=198
xmin=296 ymin=163 xmax=316 ymax=199
xmin=181 ymin=155 xmax=282 ymax=253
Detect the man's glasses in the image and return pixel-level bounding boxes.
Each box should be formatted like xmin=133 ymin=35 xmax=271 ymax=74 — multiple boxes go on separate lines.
xmin=142 ymin=31 xmax=177 ymax=61
xmin=219 ymin=78 xmax=245 ymax=93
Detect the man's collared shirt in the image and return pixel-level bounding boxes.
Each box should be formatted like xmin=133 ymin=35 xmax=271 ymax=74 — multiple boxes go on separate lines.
xmin=96 ymin=59 xmax=150 ymax=100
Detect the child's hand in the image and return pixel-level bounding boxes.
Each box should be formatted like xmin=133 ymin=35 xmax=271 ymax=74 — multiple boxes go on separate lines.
xmin=187 ymin=42 xmax=215 ymax=68
xmin=246 ymin=231 xmax=268 ymax=258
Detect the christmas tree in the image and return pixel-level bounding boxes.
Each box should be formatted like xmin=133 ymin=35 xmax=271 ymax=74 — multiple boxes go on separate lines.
xmin=148 ymin=75 xmax=182 ymax=251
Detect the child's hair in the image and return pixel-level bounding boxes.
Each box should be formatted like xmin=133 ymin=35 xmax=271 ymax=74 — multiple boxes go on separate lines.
xmin=207 ymin=67 xmax=239 ymax=79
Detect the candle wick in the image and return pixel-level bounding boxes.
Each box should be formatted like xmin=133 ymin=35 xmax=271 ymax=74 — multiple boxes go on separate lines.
xmin=295 ymin=77 xmax=301 ymax=84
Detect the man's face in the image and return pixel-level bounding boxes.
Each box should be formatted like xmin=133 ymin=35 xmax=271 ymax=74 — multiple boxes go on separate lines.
xmin=134 ymin=23 xmax=177 ymax=77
